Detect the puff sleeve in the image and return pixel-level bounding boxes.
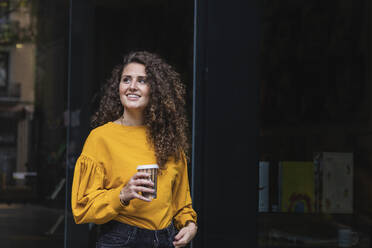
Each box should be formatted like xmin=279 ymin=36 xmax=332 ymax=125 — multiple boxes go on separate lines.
xmin=71 ymin=155 xmax=124 ymax=224
xmin=172 ymin=155 xmax=197 ymax=230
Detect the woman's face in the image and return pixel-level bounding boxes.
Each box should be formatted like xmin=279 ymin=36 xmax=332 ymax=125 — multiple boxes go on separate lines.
xmin=119 ymin=62 xmax=150 ymax=113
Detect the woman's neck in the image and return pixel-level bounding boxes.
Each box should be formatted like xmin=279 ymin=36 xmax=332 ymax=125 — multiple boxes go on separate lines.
xmin=121 ymin=110 xmax=144 ymax=126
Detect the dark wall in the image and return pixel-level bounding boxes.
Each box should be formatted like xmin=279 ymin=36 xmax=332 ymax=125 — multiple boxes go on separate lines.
xmin=34 ymin=0 xmax=69 ymax=200
xmin=67 ymin=0 xmax=95 ymax=247
xmin=193 ymin=0 xmax=260 ymax=247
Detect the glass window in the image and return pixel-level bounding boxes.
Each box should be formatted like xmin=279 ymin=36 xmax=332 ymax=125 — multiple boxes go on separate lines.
xmin=258 ymin=1 xmax=370 ymax=247
xmin=0 ymin=0 xmax=68 ymax=247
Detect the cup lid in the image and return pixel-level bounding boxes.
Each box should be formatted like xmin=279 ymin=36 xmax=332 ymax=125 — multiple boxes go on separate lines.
xmin=137 ymin=164 xmax=159 ymax=170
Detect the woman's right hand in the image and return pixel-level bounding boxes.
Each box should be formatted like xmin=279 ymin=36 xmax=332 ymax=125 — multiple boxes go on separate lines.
xmin=119 ymin=172 xmax=154 ymax=204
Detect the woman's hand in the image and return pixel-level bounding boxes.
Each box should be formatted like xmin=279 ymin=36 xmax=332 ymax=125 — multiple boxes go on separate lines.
xmin=119 ymin=172 xmax=154 ymax=204
xmin=173 ymin=222 xmax=197 ymax=248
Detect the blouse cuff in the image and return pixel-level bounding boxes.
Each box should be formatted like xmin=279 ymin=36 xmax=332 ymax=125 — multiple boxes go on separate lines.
xmin=108 ymin=187 xmax=125 ymax=211
xmin=174 ymin=215 xmax=197 ymax=230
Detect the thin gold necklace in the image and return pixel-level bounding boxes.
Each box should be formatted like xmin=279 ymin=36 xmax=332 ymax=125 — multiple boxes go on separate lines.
xmin=120 ymin=115 xmax=126 ymax=126
xmin=120 ymin=115 xmax=144 ymax=126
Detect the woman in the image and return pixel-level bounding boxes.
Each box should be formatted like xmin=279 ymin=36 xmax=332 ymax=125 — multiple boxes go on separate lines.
xmin=71 ymin=51 xmax=197 ymax=248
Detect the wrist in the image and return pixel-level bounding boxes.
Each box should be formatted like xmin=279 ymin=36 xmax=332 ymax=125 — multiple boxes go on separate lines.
xmin=120 ymin=198 xmax=129 ymax=206
xmin=119 ymin=191 xmax=129 ymax=206
xmin=186 ymin=221 xmax=197 ymax=230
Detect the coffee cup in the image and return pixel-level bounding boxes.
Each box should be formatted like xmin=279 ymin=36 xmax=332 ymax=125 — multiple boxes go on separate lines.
xmin=137 ymin=164 xmax=159 ymax=200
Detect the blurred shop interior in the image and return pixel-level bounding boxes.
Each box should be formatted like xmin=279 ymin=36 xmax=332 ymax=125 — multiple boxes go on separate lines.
xmin=258 ymin=0 xmax=372 ymax=248
xmin=0 ymin=0 xmax=69 ymax=245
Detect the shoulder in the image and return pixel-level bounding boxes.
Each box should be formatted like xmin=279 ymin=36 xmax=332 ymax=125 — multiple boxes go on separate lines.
xmin=89 ymin=122 xmax=114 ymax=137
xmin=87 ymin=122 xmax=119 ymax=142
xmin=81 ymin=122 xmax=114 ymax=155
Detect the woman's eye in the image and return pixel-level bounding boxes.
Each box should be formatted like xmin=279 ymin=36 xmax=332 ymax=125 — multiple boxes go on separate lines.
xmin=138 ymin=78 xmax=146 ymax=84
xmin=122 ymin=77 xmax=130 ymax=83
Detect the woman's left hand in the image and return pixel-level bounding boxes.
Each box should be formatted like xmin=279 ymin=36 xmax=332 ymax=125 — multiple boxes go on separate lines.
xmin=173 ymin=222 xmax=197 ymax=248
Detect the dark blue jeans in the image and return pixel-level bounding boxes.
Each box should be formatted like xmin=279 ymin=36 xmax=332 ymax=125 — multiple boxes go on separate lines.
xmin=96 ymin=220 xmax=176 ymax=248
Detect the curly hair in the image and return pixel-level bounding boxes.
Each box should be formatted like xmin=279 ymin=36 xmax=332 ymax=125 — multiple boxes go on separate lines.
xmin=91 ymin=51 xmax=189 ymax=168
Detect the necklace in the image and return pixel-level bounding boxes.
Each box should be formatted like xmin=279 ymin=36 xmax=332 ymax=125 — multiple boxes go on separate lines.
xmin=120 ymin=115 xmax=126 ymax=126
xmin=120 ymin=114 xmax=143 ymax=126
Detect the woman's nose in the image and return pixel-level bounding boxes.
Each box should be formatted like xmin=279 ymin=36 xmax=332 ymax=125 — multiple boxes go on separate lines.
xmin=129 ymin=80 xmax=138 ymax=89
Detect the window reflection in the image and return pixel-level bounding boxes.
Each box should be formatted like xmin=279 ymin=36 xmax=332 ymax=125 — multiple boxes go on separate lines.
xmin=0 ymin=0 xmax=37 ymax=196
xmin=0 ymin=0 xmax=67 ymax=247
xmin=259 ymin=1 xmax=371 ymax=247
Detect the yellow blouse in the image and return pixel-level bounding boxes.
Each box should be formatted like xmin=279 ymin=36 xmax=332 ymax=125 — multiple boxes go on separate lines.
xmin=71 ymin=122 xmax=197 ymax=230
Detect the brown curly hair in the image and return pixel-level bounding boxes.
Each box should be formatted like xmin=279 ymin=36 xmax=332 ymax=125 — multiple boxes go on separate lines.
xmin=91 ymin=51 xmax=189 ymax=168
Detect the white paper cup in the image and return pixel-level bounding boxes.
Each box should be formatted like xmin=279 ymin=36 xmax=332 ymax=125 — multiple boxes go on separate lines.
xmin=137 ymin=164 xmax=159 ymax=199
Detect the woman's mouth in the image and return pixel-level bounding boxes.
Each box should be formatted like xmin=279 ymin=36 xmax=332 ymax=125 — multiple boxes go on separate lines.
xmin=126 ymin=94 xmax=140 ymax=100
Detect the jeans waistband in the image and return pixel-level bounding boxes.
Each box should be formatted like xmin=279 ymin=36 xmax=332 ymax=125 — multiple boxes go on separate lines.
xmin=106 ymin=220 xmax=174 ymax=236
xmin=98 ymin=220 xmax=176 ymax=248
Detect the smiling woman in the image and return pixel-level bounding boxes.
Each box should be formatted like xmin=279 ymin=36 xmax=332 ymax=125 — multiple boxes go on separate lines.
xmin=72 ymin=51 xmax=197 ymax=248
xmin=91 ymin=51 xmax=190 ymax=168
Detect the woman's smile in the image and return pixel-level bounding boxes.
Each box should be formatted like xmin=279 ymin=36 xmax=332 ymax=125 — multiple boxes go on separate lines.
xmin=126 ymin=93 xmax=141 ymax=100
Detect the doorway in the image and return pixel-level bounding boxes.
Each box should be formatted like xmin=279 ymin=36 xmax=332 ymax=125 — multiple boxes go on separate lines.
xmin=66 ymin=1 xmax=195 ymax=247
